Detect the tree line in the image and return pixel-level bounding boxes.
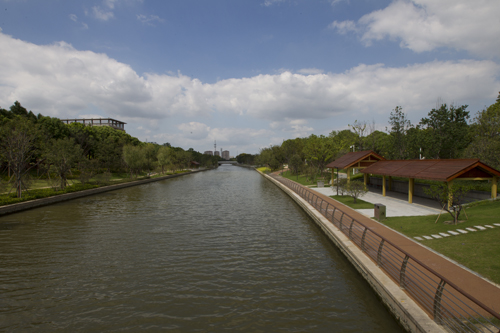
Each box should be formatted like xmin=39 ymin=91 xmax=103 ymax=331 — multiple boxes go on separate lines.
xmin=0 ymin=101 xmax=222 ymax=198
xmin=256 ymin=94 xmax=500 ymax=176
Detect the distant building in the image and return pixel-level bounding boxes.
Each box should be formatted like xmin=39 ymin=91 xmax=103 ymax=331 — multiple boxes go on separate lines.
xmin=222 ymin=150 xmax=230 ymax=160
xmin=214 ymin=151 xmax=220 ymax=157
xmin=59 ymin=118 xmax=126 ymax=132
xmin=204 ymin=151 xmax=213 ymax=156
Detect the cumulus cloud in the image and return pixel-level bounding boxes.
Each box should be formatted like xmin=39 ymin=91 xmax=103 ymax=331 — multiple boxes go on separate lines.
xmin=331 ymin=0 xmax=500 ymax=57
xmin=154 ymin=125 xmax=274 ymax=153
xmin=270 ymin=119 xmax=314 ymax=138
xmin=0 ymin=30 xmax=498 ymax=126
xmin=178 ymin=122 xmax=211 ymax=140
xmin=297 ymin=68 xmax=324 ymax=75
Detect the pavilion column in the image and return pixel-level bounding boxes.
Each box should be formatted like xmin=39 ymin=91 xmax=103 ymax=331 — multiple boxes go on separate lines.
xmin=347 ymin=168 xmax=351 ymax=183
xmin=364 ymin=173 xmax=368 ymax=186
xmin=388 ymin=176 xmax=393 ymax=191
xmin=447 ymin=180 xmax=453 ymax=209
xmin=382 ymin=175 xmax=386 ymax=196
xmin=408 ymin=178 xmax=414 ymax=204
xmin=492 ymin=176 xmax=498 ymax=199
xmin=331 ymin=168 xmax=334 ymax=185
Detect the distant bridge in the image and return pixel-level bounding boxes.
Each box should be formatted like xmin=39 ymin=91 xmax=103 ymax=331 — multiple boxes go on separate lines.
xmin=218 ymin=161 xmax=238 ymax=165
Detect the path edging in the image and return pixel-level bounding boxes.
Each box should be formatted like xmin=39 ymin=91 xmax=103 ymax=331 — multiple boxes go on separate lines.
xmin=0 ymin=169 xmax=208 ymax=217
xmin=260 ymin=171 xmax=444 ymax=333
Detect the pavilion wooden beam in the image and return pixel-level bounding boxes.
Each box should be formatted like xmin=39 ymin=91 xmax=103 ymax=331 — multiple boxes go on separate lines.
xmin=408 ymin=178 xmax=414 ymax=204
xmin=382 ymin=175 xmax=386 ymax=196
xmin=492 ymin=176 xmax=497 ymax=199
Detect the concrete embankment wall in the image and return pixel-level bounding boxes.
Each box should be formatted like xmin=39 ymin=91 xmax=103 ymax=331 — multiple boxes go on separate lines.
xmin=259 ymin=171 xmax=444 ymax=333
xmin=0 ymin=169 xmax=208 ymax=217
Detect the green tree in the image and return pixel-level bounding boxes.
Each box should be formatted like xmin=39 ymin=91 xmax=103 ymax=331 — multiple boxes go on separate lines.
xmin=424 ymin=182 xmax=473 ymax=225
xmin=345 ymin=180 xmax=368 ymax=203
xmin=281 ymin=138 xmax=305 ymax=164
xmin=419 ymin=104 xmax=470 ymax=159
xmin=288 ymin=154 xmax=303 ymax=176
xmin=143 ymin=143 xmax=158 ymax=174
xmin=38 ymin=116 xmax=70 ymax=140
xmin=387 ymin=106 xmax=413 ymax=160
xmin=304 ymin=134 xmax=333 ymax=178
xmin=157 ymin=146 xmax=171 ymax=174
xmin=463 ymin=93 xmax=500 ymax=169
xmin=45 ymin=138 xmax=83 ymax=189
xmin=123 ymin=145 xmax=145 ymax=177
xmin=329 ymin=129 xmax=356 ymax=159
xmin=0 ymin=117 xmax=43 ymax=197
xmin=349 ymin=120 xmax=367 ymax=151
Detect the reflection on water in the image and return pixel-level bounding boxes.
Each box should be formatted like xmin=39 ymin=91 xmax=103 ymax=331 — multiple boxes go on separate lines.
xmin=0 ymin=166 xmax=404 ymax=332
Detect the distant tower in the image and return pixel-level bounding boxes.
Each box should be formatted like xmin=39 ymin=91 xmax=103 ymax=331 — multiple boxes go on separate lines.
xmin=214 ymin=140 xmax=217 ymax=153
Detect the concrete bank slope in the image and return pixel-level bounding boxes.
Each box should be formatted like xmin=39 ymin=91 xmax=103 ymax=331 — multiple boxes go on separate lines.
xmin=0 ymin=169 xmax=208 ymax=217
xmin=259 ymin=171 xmax=446 ymax=333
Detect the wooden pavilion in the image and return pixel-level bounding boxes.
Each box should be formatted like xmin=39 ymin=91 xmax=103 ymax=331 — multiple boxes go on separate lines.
xmin=326 ymin=150 xmax=386 ymax=185
xmin=360 ymin=159 xmax=499 ymax=207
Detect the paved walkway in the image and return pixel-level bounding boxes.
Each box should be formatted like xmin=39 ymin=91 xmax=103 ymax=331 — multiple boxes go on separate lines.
xmin=312 ymin=186 xmax=442 ymax=217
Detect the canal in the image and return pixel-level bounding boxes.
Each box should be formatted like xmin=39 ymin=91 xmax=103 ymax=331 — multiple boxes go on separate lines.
xmin=0 ymin=166 xmax=404 ymax=332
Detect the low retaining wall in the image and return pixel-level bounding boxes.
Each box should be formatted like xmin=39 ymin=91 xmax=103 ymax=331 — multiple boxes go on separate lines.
xmin=260 ymin=171 xmax=444 ymax=333
xmin=0 ymin=169 xmax=208 ymax=217
xmin=368 ymin=177 xmax=491 ymax=202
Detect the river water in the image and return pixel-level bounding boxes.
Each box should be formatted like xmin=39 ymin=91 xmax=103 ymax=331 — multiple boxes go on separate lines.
xmin=0 ymin=166 xmax=404 ymax=332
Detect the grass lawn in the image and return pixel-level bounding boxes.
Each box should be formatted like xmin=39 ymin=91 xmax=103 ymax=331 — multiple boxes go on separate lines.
xmin=380 ymin=199 xmax=500 ymax=284
xmin=330 ymin=195 xmax=374 ymax=209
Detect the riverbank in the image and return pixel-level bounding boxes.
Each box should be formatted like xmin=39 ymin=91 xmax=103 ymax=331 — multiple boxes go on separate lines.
xmin=258 ymin=169 xmax=500 ymax=333
xmin=257 ymin=169 xmax=442 ymax=333
xmin=0 ymin=169 xmax=208 ymax=217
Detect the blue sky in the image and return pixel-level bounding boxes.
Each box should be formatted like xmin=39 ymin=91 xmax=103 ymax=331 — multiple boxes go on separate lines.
xmin=0 ymin=0 xmax=499 ymax=155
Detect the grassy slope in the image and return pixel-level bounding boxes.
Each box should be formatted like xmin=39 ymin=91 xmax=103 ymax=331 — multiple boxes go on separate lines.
xmin=0 ymin=170 xmax=188 ymax=206
xmin=381 ymin=200 xmax=500 ymax=284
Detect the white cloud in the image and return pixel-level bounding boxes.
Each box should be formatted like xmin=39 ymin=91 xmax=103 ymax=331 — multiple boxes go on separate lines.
xmin=263 ymin=0 xmax=286 ymax=6
xmin=0 ymin=31 xmax=498 ymax=127
xmin=137 ymin=14 xmax=164 ymax=25
xmin=333 ymin=0 xmax=500 ymax=57
xmin=92 ymin=6 xmax=114 ymax=21
xmin=271 ymin=119 xmax=314 ymax=138
xmin=154 ymin=125 xmax=274 ymax=153
xmin=297 ymin=68 xmax=324 ymax=75
xmin=329 ymin=20 xmax=357 ymax=34
xmin=178 ymin=122 xmax=210 ymax=140
xmin=69 ymin=14 xmax=89 ymax=29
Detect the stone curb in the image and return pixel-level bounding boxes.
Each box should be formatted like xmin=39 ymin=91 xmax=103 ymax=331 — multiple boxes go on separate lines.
xmin=258 ymin=170 xmax=444 ymax=333
xmin=0 ymin=169 xmax=208 ymax=217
